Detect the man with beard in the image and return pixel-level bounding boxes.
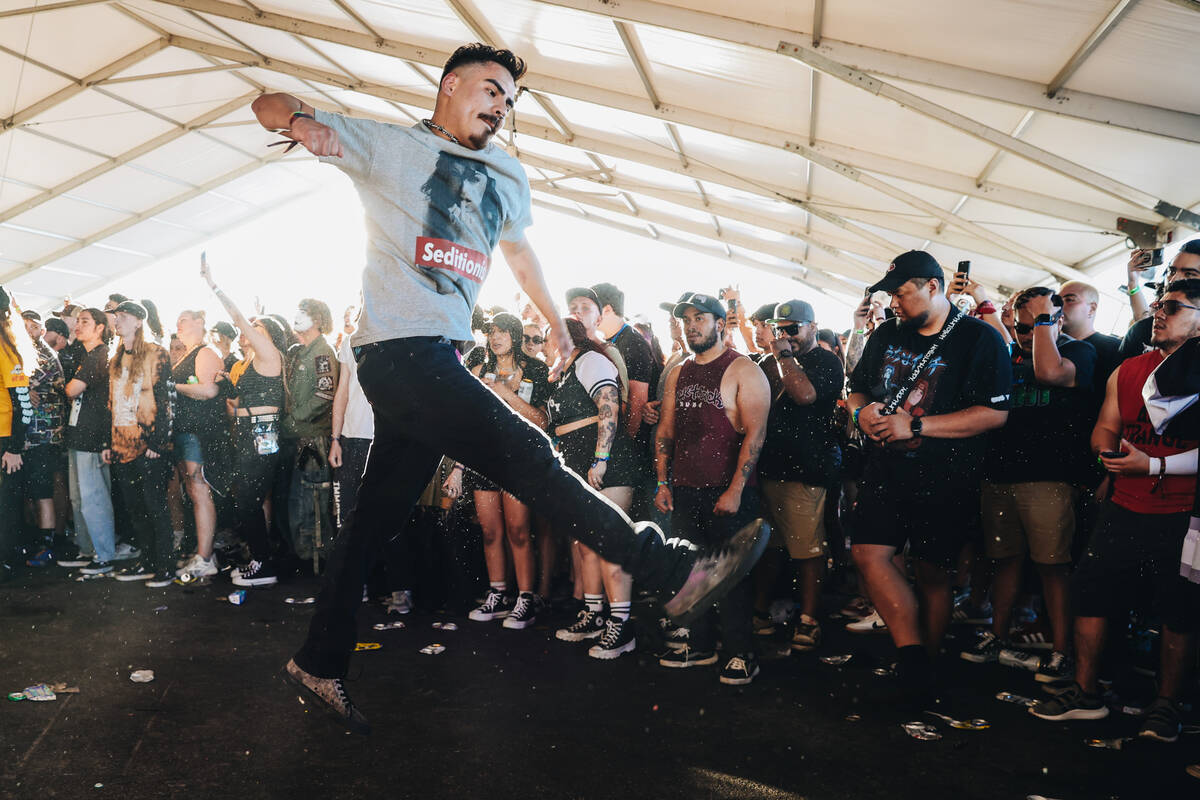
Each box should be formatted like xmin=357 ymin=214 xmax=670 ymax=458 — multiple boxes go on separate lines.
xmin=655 ymin=293 xmax=771 ymax=684
xmin=252 ymin=43 xmax=767 ymax=733
xmin=847 ymin=251 xmax=1011 ymax=702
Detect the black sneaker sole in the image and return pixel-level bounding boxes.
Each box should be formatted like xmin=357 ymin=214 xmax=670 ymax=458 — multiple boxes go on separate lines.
xmin=281 ymin=664 xmax=370 ymax=736
xmin=662 ymin=519 xmax=769 ymax=628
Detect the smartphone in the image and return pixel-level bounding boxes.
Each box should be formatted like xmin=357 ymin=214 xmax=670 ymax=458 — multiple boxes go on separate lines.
xmin=957 ymin=260 xmax=971 ymax=276
xmin=1141 ymin=249 xmax=1164 ymax=268
xmin=1100 ymin=450 xmax=1126 ymax=459
xmin=201 ymin=250 xmax=207 ymax=267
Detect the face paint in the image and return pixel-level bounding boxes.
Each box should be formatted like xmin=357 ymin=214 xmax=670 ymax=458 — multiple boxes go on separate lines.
xmin=293 ymin=310 xmax=314 ymax=333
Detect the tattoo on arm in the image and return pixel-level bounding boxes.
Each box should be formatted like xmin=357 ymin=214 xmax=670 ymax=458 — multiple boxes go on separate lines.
xmin=846 ymin=333 xmax=866 ymax=374
xmin=739 ymin=441 xmax=762 ymax=480
xmin=595 ymin=386 xmax=619 ymax=453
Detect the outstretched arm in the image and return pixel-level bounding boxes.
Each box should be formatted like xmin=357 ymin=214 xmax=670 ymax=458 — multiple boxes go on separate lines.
xmin=250 ymin=93 xmax=343 ymax=158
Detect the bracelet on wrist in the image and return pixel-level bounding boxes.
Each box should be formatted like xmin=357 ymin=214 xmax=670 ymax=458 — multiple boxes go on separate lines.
xmin=853 ymin=329 xmax=866 ymax=335
xmin=852 ymin=405 xmax=863 ymax=429
xmin=656 ymin=480 xmax=669 ymax=488
xmin=593 ymin=454 xmax=610 ymax=462
xmin=289 ymin=110 xmax=315 ymax=128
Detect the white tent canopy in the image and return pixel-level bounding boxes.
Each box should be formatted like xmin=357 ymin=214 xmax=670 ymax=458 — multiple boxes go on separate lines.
xmin=2 ymin=0 xmax=1199 ymax=313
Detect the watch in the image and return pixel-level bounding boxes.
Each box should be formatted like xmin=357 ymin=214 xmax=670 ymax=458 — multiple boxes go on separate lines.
xmin=1034 ymin=310 xmax=1062 ymax=327
xmin=778 ymin=350 xmax=795 ymax=359
xmin=910 ymin=417 xmax=923 ymax=437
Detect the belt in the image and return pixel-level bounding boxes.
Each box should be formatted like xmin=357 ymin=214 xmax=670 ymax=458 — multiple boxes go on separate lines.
xmin=554 ymin=415 xmax=599 ymax=437
xmin=237 ymin=413 xmax=280 ymax=424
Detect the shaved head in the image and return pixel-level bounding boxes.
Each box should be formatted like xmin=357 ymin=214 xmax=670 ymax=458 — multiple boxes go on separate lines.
xmin=1059 ymin=281 xmax=1098 ymax=305
xmin=1058 ymin=280 xmax=1099 ymax=338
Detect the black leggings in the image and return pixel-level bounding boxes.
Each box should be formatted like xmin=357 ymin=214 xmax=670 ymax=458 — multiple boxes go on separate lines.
xmin=112 ymin=456 xmax=173 ymax=572
xmin=232 ymin=421 xmax=280 ymax=562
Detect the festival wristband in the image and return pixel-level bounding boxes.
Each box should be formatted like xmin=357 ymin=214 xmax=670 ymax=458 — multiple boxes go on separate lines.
xmin=854 ymin=329 xmax=866 ymax=335
xmin=289 ymin=111 xmax=315 ymax=128
xmin=657 ymin=480 xmax=669 ymax=488
xmin=451 ymin=464 xmax=464 ymax=472
xmin=852 ymin=406 xmax=863 ymax=429
xmin=593 ymin=455 xmax=609 ymax=462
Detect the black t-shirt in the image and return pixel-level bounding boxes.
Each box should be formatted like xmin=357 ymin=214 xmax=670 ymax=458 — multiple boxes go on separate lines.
xmin=848 ymin=308 xmax=1012 ymax=490
xmin=758 ymin=346 xmax=844 ymax=485
xmin=1118 ymin=316 xmax=1152 ymax=363
xmin=1084 ymin=332 xmax=1120 ymax=387
xmin=611 ymin=323 xmax=655 ymax=462
xmin=223 ymin=352 xmax=240 ymax=373
xmin=987 ymin=337 xmax=1097 ymax=484
xmin=59 ymin=339 xmax=86 ymax=382
xmin=64 ymin=344 xmax=110 ymax=452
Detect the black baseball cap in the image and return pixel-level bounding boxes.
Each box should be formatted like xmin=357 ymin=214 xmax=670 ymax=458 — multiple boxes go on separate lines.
xmin=44 ymin=318 xmax=69 ymax=337
xmin=566 ymin=287 xmax=601 ymax=311
xmin=868 ymin=250 xmax=944 ymax=294
xmin=658 ymin=292 xmax=692 ymax=313
xmin=211 ymin=321 xmax=237 ymax=340
xmin=768 ymin=299 xmax=816 ymax=325
xmin=672 ymin=292 xmax=726 ymax=320
xmin=52 ymin=303 xmax=83 ymax=318
xmin=590 ymin=282 xmax=624 ymax=316
xmin=113 ymin=300 xmax=147 ymax=321
xmin=21 ymin=309 xmax=41 ymax=322
xmin=750 ymin=302 xmax=779 ymax=323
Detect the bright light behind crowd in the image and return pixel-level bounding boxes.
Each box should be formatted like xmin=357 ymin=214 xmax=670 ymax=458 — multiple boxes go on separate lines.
xmin=63 ymin=169 xmax=856 ymax=343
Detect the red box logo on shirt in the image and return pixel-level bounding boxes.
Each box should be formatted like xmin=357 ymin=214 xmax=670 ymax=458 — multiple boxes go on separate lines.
xmin=415 ymin=236 xmax=490 ymax=284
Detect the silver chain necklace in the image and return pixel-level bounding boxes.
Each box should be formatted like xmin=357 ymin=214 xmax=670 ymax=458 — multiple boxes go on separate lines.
xmin=422 ymin=119 xmax=460 ymax=145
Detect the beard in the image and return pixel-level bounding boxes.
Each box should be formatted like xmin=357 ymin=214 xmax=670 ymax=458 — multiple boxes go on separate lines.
xmin=688 ymin=328 xmax=721 ymax=354
xmin=897 ymin=310 xmax=930 ymax=330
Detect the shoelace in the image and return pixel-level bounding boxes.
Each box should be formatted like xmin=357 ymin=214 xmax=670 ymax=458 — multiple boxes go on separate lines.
xmin=976 ymin=631 xmax=997 ymax=650
xmin=1043 ymin=652 xmax=1066 ymax=672
xmin=1143 ymin=701 xmax=1179 ymax=726
xmin=569 ymin=610 xmax=594 ymax=631
xmin=598 ymin=619 xmax=622 ymax=647
xmin=727 ymin=657 xmax=747 ymax=672
xmin=511 ymin=596 xmax=531 ymax=617
xmin=331 ymin=679 xmax=353 ymax=711
xmin=482 ymin=591 xmax=504 ymax=611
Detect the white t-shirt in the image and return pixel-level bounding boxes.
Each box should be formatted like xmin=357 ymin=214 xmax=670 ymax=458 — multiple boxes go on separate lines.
xmin=337 ymin=337 xmax=375 ymax=440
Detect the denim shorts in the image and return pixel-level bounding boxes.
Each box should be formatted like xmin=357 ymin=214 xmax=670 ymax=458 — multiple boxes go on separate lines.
xmin=174 ymin=432 xmax=204 ymax=465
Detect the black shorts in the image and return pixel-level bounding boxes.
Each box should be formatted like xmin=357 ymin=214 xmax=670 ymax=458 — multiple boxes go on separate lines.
xmin=1073 ymin=501 xmax=1200 ymax=634
xmin=852 ymin=475 xmax=980 ymax=569
xmin=464 ymin=467 xmax=501 ymax=493
xmin=557 ymin=425 xmax=639 ymax=489
xmin=22 ymin=444 xmax=64 ymax=500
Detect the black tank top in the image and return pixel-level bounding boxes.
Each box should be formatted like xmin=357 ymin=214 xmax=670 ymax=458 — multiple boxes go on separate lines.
xmin=236 ymin=359 xmax=284 ymax=410
xmin=171 ymin=346 xmax=226 ymax=437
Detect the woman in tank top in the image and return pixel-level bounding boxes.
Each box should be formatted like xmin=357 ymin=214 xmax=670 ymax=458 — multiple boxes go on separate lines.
xmin=195 ymin=258 xmax=287 ymax=588
xmin=548 ymin=318 xmax=639 ymax=660
xmin=449 ymin=312 xmax=551 ymax=630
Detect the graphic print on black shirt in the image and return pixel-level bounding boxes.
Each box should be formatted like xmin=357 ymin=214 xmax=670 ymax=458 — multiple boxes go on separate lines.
xmin=418 ymin=153 xmax=503 ymax=295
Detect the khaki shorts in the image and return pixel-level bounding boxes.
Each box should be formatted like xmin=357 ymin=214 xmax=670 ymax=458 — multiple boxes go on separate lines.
xmin=761 ymin=479 xmax=827 ymax=559
xmin=981 ymin=481 xmax=1077 ymax=564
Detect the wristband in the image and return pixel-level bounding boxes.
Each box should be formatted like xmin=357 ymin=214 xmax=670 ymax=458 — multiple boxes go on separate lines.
xmin=1128 ymin=283 xmax=1140 ymax=295
xmin=778 ymin=350 xmax=794 ymax=360
xmin=656 ymin=480 xmax=669 ymax=488
xmin=451 ymin=464 xmax=464 ymax=472
xmin=853 ymin=329 xmax=866 ymax=335
xmin=289 ymin=111 xmax=315 ymax=128
xmin=593 ymin=454 xmax=609 ymax=462
xmin=852 ymin=405 xmax=863 ymax=429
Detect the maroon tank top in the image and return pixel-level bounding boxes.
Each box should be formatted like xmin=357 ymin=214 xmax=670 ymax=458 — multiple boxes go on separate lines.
xmin=672 ymin=348 xmax=744 ymax=488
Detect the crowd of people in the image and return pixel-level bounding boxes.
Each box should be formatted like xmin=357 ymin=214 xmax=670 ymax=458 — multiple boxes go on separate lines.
xmin=0 ymin=41 xmax=1197 ymax=776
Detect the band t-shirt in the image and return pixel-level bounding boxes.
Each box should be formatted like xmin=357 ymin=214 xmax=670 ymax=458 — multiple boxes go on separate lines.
xmin=315 ymin=112 xmax=533 ymax=347
xmin=848 ymin=308 xmax=1012 ymax=491
xmin=65 ymin=344 xmax=110 ymax=453
xmin=758 ymin=346 xmax=844 ymax=486
xmin=986 ymin=337 xmax=1096 ymax=484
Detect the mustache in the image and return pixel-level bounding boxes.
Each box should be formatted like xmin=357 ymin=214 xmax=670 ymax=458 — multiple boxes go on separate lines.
xmin=478 ymin=113 xmax=501 ymax=132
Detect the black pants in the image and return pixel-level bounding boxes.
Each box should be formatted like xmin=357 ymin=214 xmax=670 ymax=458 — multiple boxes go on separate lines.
xmin=294 ymin=336 xmax=694 ymax=678
xmin=672 ymin=485 xmax=757 ymax=656
xmin=112 ymin=456 xmax=173 ymax=573
xmin=334 ymin=437 xmax=371 ymax=529
xmin=231 ymin=422 xmax=280 ymax=563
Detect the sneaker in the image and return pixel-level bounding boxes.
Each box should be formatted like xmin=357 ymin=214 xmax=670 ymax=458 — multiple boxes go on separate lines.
xmin=661 ymin=518 xmax=769 ymax=627
xmin=175 ymin=553 xmax=218 ymax=581
xmin=660 ymin=618 xmax=691 ymax=651
xmin=1009 ymin=624 xmax=1055 ymax=651
xmin=659 ymin=644 xmax=719 ymax=669
xmin=588 ymin=616 xmax=636 ymax=659
xmin=999 ymin=647 xmax=1041 ymax=671
xmin=1138 ymin=697 xmax=1181 ymax=743
xmin=283 ymin=658 xmax=369 ymax=735
xmin=25 ymin=548 xmax=54 ymax=568
xmin=503 ymin=592 xmax=541 ymax=630
xmin=1029 ymin=683 xmax=1110 ymax=721
xmin=846 ymin=610 xmax=887 ymax=634
xmin=556 ymin=608 xmax=606 ymax=642
xmin=951 ymin=599 xmax=992 ymax=625
xmin=790 ymin=615 xmax=822 ymax=651
xmin=468 ymin=588 xmax=514 ymax=622
xmin=112 ymin=542 xmax=140 ymax=561
xmin=719 ymin=653 xmax=760 ymax=685
xmin=231 ymin=559 xmax=278 ymax=587
xmin=56 ymin=550 xmax=94 ymax=568
xmin=834 ymin=596 xmax=873 ymax=621
xmin=752 ymin=612 xmax=776 ymax=637
xmin=145 ymin=570 xmax=175 ymax=588
xmin=113 ymin=562 xmax=152 ymax=582
xmin=386 ymin=589 xmax=414 ymax=615
xmin=961 ymin=631 xmax=1003 ymax=663
xmin=79 ymin=559 xmax=114 ymax=575
xmin=1034 ymin=651 xmax=1073 ymax=684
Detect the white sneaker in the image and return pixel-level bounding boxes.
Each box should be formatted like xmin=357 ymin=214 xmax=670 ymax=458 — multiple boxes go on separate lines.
xmin=386 ymin=589 xmax=414 ymax=615
xmin=846 ymin=610 xmax=887 ymax=634
xmin=175 ymin=553 xmax=218 ymax=580
xmin=112 ymin=542 xmax=140 ymax=562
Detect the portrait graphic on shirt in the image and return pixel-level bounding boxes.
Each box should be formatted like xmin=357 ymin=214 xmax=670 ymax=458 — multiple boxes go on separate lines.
xmin=416 ymin=153 xmax=503 ymax=294
xmin=874 ymin=345 xmax=947 ymax=451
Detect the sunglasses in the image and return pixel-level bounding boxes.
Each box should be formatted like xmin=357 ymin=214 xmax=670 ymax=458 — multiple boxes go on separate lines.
xmin=1150 ymin=299 xmax=1200 ymax=316
xmin=523 ymin=334 xmax=544 ymax=345
xmin=772 ymin=324 xmax=800 ymax=336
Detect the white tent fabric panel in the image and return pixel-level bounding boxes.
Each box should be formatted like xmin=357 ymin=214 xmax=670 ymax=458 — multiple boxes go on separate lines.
xmin=7 ymin=196 xmax=133 ymax=241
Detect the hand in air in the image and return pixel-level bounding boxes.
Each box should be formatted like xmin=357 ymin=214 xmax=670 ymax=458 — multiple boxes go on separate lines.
xmin=290 ymin=117 xmax=344 ymax=158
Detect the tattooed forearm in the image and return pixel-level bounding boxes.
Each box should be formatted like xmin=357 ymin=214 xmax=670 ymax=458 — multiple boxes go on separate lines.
xmin=595 ymin=386 xmax=619 ymax=453
xmin=845 ymin=331 xmax=866 ymax=374
xmin=739 ymin=441 xmax=762 ymax=480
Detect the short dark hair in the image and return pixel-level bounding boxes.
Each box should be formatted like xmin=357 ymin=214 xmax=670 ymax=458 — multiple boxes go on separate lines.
xmin=907 ymin=275 xmax=943 ymax=293
xmin=441 ymin=43 xmax=527 ymax=84
xmin=1179 ymin=239 xmax=1200 ymax=257
xmin=1164 ymin=278 xmax=1200 ymax=303
xmin=1014 ymin=286 xmax=1055 ymax=310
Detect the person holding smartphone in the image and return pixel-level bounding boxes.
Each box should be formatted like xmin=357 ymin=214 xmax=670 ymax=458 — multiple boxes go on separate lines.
xmin=1118 ymin=240 xmax=1200 ymax=362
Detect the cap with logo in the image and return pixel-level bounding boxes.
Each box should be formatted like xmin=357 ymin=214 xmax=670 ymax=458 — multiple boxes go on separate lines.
xmin=565 ymin=287 xmax=602 ymax=311
xmin=52 ymin=303 xmax=83 ymax=318
xmin=658 ymin=292 xmax=693 ymax=313
xmin=113 ymin=300 xmax=147 ymax=321
xmin=868 ymin=250 xmax=945 ymax=294
xmin=672 ymin=292 xmax=726 ymax=320
xmin=768 ymin=299 xmax=816 ymax=325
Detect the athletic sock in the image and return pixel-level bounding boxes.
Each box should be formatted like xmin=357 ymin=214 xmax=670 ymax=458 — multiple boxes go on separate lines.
xmin=584 ymin=593 xmax=604 ymax=613
xmin=490 ymin=581 xmax=508 ymax=594
xmin=609 ymin=601 xmax=631 ymax=621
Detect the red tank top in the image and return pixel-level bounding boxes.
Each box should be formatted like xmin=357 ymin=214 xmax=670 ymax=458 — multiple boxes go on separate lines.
xmin=1112 ymin=350 xmax=1198 ymax=514
xmin=672 ymin=348 xmax=744 ymax=489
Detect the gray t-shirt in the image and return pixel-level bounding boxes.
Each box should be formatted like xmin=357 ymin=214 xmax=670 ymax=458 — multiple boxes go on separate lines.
xmin=315 ymin=112 xmax=533 ymax=346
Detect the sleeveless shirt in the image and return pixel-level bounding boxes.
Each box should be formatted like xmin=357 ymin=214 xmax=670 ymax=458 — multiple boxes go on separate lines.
xmin=171 ymin=346 xmax=225 ymax=438
xmin=236 ymin=359 xmax=284 ymax=410
xmin=672 ymin=348 xmax=743 ymax=489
